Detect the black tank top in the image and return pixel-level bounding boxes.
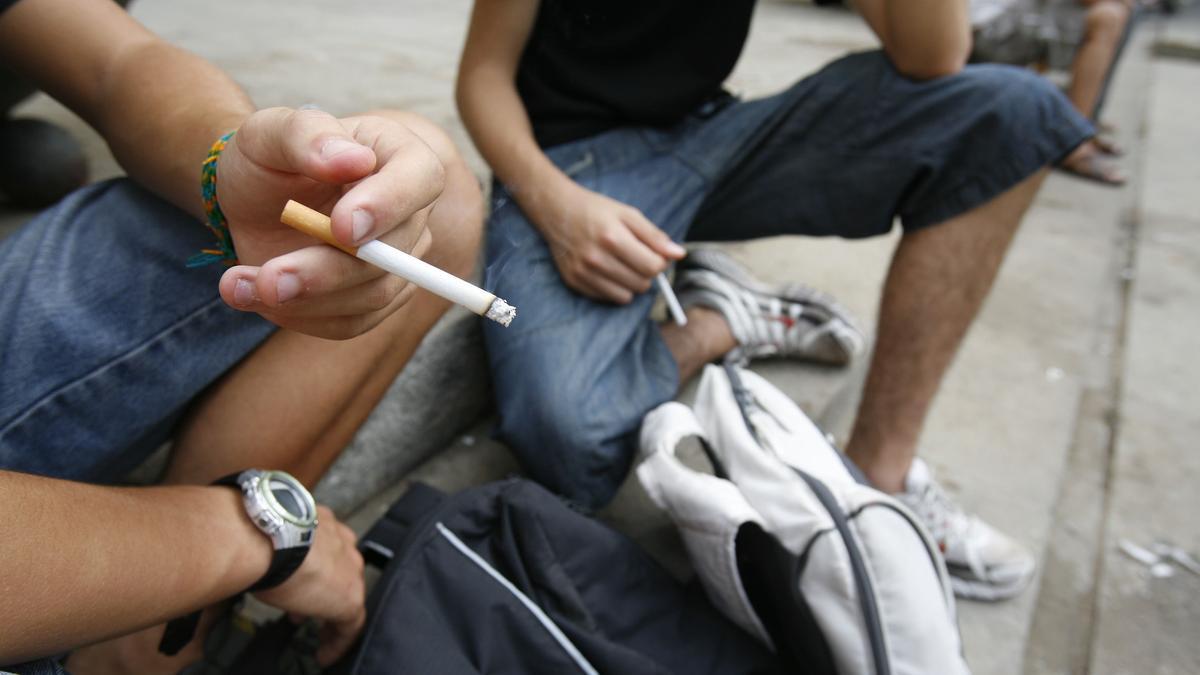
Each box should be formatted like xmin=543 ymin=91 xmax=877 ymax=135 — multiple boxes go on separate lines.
xmin=516 ymin=0 xmax=758 ymax=148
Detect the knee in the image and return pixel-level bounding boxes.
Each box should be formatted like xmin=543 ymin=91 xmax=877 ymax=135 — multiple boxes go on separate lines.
xmin=365 ymin=110 xmax=484 ymax=279
xmin=495 ymin=377 xmax=633 ymax=511
xmin=956 ymin=62 xmax=1050 ymax=95
xmin=936 ymin=64 xmax=1085 ymax=175
xmin=362 ymin=109 xmax=462 ymax=168
xmin=954 ymin=65 xmax=1069 ymax=126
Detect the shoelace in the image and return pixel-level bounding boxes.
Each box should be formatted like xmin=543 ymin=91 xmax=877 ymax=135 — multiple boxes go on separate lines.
xmin=754 ymin=294 xmax=854 ymax=356
xmin=911 ymin=480 xmax=973 ymax=549
xmin=678 ymin=269 xmax=860 ymax=357
xmin=722 ymin=281 xmax=827 ymax=355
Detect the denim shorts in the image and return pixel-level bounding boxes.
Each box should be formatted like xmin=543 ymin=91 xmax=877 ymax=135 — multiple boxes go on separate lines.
xmin=0 ymin=180 xmax=275 ymax=481
xmin=483 ymin=50 xmax=1093 ymax=510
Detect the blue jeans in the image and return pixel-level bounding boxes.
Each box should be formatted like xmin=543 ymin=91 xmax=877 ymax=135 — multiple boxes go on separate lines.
xmin=0 ymin=179 xmax=275 ymax=481
xmin=483 ymin=51 xmax=1093 ymax=510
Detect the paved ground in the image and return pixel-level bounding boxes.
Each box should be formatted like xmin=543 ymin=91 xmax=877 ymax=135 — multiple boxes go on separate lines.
xmin=3 ymin=1 xmax=1198 ymax=672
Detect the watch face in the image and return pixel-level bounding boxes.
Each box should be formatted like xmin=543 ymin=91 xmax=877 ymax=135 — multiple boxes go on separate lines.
xmin=257 ymin=471 xmax=317 ymax=528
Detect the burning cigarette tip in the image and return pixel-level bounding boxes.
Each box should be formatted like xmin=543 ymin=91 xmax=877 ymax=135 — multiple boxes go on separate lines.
xmin=486 ymin=297 xmax=517 ymax=327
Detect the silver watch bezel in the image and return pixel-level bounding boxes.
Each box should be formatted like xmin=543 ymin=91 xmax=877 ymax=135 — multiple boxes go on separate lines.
xmin=237 ymin=469 xmax=317 ymax=550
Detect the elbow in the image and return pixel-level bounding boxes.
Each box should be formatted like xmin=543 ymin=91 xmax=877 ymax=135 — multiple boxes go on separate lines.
xmin=896 ymin=61 xmax=965 ymax=81
xmin=455 ymin=62 xmax=482 ymax=116
xmin=890 ymin=39 xmax=972 ymax=80
xmin=454 ymin=73 xmax=470 ymax=117
xmin=893 ymin=54 xmax=968 ymax=80
xmin=455 ymin=67 xmax=489 ymax=121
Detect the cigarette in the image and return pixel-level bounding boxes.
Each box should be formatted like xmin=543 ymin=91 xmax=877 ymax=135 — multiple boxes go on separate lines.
xmin=656 ymin=272 xmax=687 ymax=326
xmin=279 ymin=200 xmax=516 ymax=327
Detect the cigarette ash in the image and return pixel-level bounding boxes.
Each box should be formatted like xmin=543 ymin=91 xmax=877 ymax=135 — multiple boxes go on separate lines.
xmin=485 ymin=298 xmax=517 ymax=327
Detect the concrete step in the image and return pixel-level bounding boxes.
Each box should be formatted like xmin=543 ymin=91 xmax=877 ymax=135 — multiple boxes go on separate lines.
xmin=342 ymin=354 xmax=866 ymax=578
xmin=314 ymin=309 xmax=493 ymax=514
xmin=1088 ymin=5 xmax=1200 ymax=671
xmin=1020 ymin=16 xmax=1159 ymax=675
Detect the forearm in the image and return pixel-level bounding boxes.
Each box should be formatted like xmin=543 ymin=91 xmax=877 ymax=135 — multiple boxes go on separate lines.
xmin=855 ymin=0 xmax=971 ymax=79
xmin=456 ymin=0 xmax=577 ymax=234
xmin=0 ymin=472 xmax=270 ymax=664
xmin=93 ymin=41 xmax=253 ymax=220
xmin=456 ymin=69 xmax=574 ymax=229
xmin=0 ymin=0 xmax=253 ymax=220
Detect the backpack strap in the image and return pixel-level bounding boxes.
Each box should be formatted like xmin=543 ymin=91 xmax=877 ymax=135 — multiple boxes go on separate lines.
xmin=359 ymin=482 xmax=446 ymax=568
xmin=721 ymin=359 xmax=871 ymax=486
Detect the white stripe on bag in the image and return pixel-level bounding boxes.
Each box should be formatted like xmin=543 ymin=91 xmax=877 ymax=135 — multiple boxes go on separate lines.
xmin=436 ymin=522 xmax=600 ymax=675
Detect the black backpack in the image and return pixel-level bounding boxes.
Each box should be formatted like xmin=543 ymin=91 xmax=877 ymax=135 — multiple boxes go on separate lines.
xmin=328 ymin=478 xmax=788 ymax=675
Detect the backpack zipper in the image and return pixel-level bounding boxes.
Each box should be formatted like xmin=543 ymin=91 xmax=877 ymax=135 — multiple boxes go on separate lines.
xmin=791 ymin=472 xmax=891 ymax=675
xmin=724 ymin=363 xmax=891 ymax=675
xmin=846 ymin=501 xmax=958 ymax=616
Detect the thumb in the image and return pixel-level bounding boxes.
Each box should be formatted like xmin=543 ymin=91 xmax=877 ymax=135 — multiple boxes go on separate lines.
xmin=234 ymin=107 xmax=376 ymax=183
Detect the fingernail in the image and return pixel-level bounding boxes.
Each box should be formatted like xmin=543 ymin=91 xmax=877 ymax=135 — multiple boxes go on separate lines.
xmin=352 ymin=209 xmax=374 ymax=243
xmin=276 ymin=273 xmax=302 ymax=304
xmin=668 ymin=242 xmax=686 ymax=257
xmin=321 ymin=138 xmax=360 ymax=161
xmin=234 ymin=278 xmax=256 ymax=307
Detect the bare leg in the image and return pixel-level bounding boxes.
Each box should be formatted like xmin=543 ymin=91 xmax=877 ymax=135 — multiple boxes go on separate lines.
xmin=662 ymin=174 xmax=1044 ymax=494
xmin=660 ymin=306 xmax=736 ymax=383
xmin=1061 ymin=0 xmax=1131 ymax=177
xmin=844 ymin=170 xmax=1047 ymax=493
xmin=1067 ymin=0 xmax=1131 ymax=120
xmin=66 ymin=111 xmax=484 ymax=675
xmin=665 ymin=172 xmax=1046 ymax=491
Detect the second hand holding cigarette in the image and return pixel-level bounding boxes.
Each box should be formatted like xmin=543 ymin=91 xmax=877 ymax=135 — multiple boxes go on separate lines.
xmin=279 ymin=200 xmax=515 ymax=327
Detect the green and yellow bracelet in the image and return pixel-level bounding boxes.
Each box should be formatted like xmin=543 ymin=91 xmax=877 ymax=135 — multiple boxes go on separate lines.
xmin=187 ymin=130 xmax=238 ymax=268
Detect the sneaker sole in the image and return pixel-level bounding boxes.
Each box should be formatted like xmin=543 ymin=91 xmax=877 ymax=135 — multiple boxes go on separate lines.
xmin=949 ymin=570 xmax=1034 ymax=602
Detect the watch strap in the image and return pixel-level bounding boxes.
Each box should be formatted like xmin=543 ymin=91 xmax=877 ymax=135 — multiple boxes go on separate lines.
xmin=159 ymin=610 xmax=203 ymax=656
xmin=215 ymin=472 xmax=311 ymax=591
xmin=247 ymin=545 xmax=309 ymax=592
xmin=159 ymin=472 xmax=311 ymax=656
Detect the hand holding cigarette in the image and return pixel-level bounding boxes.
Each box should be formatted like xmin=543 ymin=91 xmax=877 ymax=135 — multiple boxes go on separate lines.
xmin=524 ymin=183 xmax=685 ymax=305
xmin=280 ymin=201 xmax=516 ymax=326
xmin=213 ymin=108 xmax=453 ymax=340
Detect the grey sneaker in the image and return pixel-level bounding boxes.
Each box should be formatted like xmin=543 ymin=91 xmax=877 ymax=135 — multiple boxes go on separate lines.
xmin=898 ymin=459 xmax=1036 ymax=601
xmin=673 ymin=248 xmax=865 ymax=365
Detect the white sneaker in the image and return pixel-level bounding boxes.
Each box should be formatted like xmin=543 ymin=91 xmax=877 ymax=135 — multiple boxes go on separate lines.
xmin=674 ymin=248 xmax=865 ymax=365
xmin=897 ymin=458 xmax=1036 ymax=601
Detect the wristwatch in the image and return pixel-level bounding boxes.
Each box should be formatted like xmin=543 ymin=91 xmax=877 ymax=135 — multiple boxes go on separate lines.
xmin=158 ymin=469 xmax=318 ymax=656
xmin=215 ymin=469 xmax=318 ymax=589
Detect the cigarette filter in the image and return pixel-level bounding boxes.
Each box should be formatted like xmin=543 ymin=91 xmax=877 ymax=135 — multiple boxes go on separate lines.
xmin=280 ymin=200 xmax=515 ymax=326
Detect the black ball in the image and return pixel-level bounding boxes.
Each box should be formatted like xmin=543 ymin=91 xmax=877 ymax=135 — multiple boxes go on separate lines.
xmin=0 ymin=118 xmax=89 ymax=208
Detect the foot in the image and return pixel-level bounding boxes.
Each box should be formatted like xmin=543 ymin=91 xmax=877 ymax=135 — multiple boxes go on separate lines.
xmin=1058 ymin=142 xmax=1126 ymax=186
xmin=1092 ymin=134 xmax=1124 ymax=157
xmin=673 ymin=248 xmax=865 ymax=365
xmin=896 ymin=459 xmax=1036 ymax=601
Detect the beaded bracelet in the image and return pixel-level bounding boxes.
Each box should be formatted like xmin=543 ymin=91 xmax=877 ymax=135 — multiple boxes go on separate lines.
xmin=186 ymin=130 xmax=238 ymax=268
